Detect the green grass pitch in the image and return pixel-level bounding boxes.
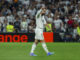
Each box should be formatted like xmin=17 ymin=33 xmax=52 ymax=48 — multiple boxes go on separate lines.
xmin=0 ymin=43 xmax=80 ymax=60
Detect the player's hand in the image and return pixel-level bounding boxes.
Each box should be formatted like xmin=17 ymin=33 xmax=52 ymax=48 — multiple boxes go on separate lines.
xmin=50 ymin=29 xmax=53 ymax=32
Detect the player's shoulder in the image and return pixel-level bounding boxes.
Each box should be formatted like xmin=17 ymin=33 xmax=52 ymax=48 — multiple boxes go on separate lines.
xmin=37 ymin=9 xmax=42 ymax=13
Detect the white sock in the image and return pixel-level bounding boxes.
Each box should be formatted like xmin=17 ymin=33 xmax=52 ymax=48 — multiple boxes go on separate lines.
xmin=30 ymin=43 xmax=36 ymax=53
xmin=42 ymin=42 xmax=49 ymax=53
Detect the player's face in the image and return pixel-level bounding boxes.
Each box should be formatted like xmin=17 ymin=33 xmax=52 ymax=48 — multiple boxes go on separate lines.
xmin=41 ymin=8 xmax=46 ymax=15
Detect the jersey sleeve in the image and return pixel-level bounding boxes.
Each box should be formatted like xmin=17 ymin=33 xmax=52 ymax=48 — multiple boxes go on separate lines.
xmin=36 ymin=9 xmax=42 ymax=19
xmin=43 ymin=16 xmax=47 ymax=24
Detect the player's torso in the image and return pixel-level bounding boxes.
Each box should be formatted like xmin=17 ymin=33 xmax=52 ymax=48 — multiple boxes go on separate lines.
xmin=36 ymin=15 xmax=45 ymax=29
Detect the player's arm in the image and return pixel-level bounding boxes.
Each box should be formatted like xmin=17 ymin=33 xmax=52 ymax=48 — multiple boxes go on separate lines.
xmin=36 ymin=9 xmax=45 ymax=18
xmin=36 ymin=9 xmax=42 ymax=18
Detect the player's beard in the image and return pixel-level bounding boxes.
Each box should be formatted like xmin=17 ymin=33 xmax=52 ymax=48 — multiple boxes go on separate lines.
xmin=42 ymin=13 xmax=45 ymax=16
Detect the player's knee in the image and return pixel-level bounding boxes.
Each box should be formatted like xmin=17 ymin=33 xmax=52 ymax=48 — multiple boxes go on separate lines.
xmin=41 ymin=40 xmax=45 ymax=43
xmin=35 ymin=42 xmax=38 ymax=45
xmin=35 ymin=40 xmax=38 ymax=44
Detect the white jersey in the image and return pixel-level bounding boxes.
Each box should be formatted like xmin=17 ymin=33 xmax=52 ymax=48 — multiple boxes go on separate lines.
xmin=53 ymin=19 xmax=62 ymax=29
xmin=35 ymin=9 xmax=47 ymax=40
xmin=36 ymin=9 xmax=47 ymax=29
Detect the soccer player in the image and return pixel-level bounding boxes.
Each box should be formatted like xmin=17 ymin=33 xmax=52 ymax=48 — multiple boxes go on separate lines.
xmin=30 ymin=6 xmax=54 ymax=56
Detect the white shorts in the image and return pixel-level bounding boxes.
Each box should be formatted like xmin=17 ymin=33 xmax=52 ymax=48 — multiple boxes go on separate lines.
xmin=35 ymin=28 xmax=44 ymax=40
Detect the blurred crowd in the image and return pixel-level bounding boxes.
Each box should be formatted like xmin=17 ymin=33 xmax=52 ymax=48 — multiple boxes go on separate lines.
xmin=0 ymin=0 xmax=80 ymax=41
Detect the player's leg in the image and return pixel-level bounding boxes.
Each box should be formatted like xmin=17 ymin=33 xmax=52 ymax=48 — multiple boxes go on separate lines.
xmin=41 ymin=40 xmax=49 ymax=53
xmin=39 ymin=29 xmax=54 ymax=56
xmin=41 ymin=40 xmax=54 ymax=56
xmin=30 ymin=40 xmax=38 ymax=53
xmin=30 ymin=40 xmax=39 ymax=56
xmin=30 ymin=28 xmax=39 ymax=56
